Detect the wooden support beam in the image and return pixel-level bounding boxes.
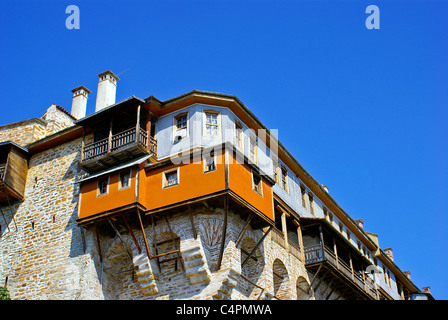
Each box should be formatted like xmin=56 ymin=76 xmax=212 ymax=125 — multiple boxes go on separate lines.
xmin=108 ymin=218 xmax=133 ymax=259
xmin=137 ymin=209 xmax=151 ymax=259
xmin=280 ymin=211 xmax=289 ymax=251
xmin=242 ymin=225 xmax=273 ymax=267
xmin=188 ymin=204 xmax=197 ymax=239
xmin=94 ymin=223 xmax=102 ymax=263
xmin=308 ymin=263 xmax=323 ymax=293
xmin=235 ymin=213 xmax=253 ymax=248
xmin=217 ymin=196 xmax=228 ymax=270
xmin=151 ymin=215 xmax=161 ymax=271
xmin=122 ymin=215 xmax=141 ymax=254
xmin=312 ymin=269 xmax=329 ymax=293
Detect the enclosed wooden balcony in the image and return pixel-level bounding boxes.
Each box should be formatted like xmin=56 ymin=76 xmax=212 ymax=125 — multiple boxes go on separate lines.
xmin=76 ymin=96 xmax=158 ymax=173
xmin=302 ymin=221 xmax=378 ymax=300
xmin=0 ymin=142 xmax=29 ymax=204
xmin=304 ymin=243 xmax=377 ymax=299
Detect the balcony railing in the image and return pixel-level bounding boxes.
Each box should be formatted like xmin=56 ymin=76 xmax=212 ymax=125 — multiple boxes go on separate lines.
xmin=304 ymin=244 xmax=377 ymax=299
xmin=0 ymin=164 xmax=5 ymax=181
xmin=271 ymin=227 xmax=302 ymax=261
xmin=81 ymin=127 xmax=157 ymax=163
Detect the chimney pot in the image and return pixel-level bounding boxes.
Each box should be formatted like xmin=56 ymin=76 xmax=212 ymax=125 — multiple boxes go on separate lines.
xmin=423 ymin=286 xmax=431 ymax=294
xmin=70 ymin=86 xmax=91 ymax=119
xmin=404 ymin=271 xmax=411 ymax=280
xmin=355 ymin=218 xmax=364 ymax=230
xmin=95 ymin=70 xmax=120 ymax=112
xmin=384 ymin=247 xmax=394 ymax=262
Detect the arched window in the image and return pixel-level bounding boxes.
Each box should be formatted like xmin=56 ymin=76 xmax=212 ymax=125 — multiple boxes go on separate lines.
xmin=273 ymin=258 xmax=290 ymax=299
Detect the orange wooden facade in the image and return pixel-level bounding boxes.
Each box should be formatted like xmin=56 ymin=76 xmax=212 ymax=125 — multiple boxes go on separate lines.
xmin=78 ymin=148 xmax=274 ymax=223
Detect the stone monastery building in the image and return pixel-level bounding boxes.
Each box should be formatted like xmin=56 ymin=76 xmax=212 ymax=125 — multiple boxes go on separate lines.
xmin=0 ymin=71 xmax=433 ymax=300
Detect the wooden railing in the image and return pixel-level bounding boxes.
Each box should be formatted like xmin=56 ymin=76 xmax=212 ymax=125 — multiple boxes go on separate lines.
xmin=81 ymin=127 xmax=157 ymax=162
xmin=0 ymin=164 xmax=5 ymax=181
xmin=271 ymin=227 xmax=302 ymax=261
xmin=304 ymin=244 xmax=377 ymax=299
xmin=271 ymin=228 xmax=286 ymax=248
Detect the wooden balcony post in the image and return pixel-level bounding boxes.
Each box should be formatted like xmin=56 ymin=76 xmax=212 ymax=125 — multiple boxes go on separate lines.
xmin=349 ymin=252 xmax=355 ymax=281
xmin=295 ymin=222 xmax=305 ymax=262
xmin=108 ymin=119 xmax=113 ymax=153
xmin=136 ymin=104 xmax=141 ymax=144
xmin=319 ymin=225 xmax=324 ymax=258
xmin=80 ymin=127 xmax=85 ymax=162
xmin=280 ymin=211 xmax=289 ymax=251
xmin=333 ymin=238 xmax=339 ymax=269
xmin=146 ymin=111 xmax=151 ymax=151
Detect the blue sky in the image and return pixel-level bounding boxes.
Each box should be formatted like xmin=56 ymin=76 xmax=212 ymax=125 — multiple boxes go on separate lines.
xmin=1 ymin=0 xmax=447 ymax=299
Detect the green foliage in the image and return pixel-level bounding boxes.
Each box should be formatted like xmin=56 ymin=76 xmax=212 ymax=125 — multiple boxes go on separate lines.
xmin=0 ymin=286 xmax=11 ymax=300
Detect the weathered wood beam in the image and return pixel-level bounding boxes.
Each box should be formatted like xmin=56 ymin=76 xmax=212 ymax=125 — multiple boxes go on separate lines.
xmin=108 ymin=218 xmax=133 ymax=259
xmin=122 ymin=215 xmax=141 ymax=254
xmin=235 ymin=213 xmax=253 ymax=247
xmin=137 ymin=209 xmax=151 ymax=260
xmin=242 ymin=225 xmax=273 ymax=267
xmin=94 ymin=223 xmax=102 ymax=263
xmin=217 ymin=196 xmax=228 ymax=270
xmin=188 ymin=204 xmax=197 ymax=239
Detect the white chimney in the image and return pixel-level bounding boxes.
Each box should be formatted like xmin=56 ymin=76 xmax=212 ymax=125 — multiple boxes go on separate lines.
xmin=70 ymin=86 xmax=91 ymax=119
xmin=95 ymin=70 xmax=120 ymax=112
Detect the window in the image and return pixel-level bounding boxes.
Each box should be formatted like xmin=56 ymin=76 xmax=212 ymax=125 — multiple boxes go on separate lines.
xmin=272 ymin=157 xmax=280 ymax=184
xmin=204 ymin=110 xmax=220 ymax=136
xmin=339 ymin=222 xmax=344 ymax=233
xmin=235 ymin=121 xmax=243 ymax=150
xmin=97 ymin=177 xmax=109 ymax=196
xmin=119 ymin=170 xmax=131 ymax=189
xmin=249 ymin=135 xmax=257 ymax=164
xmin=252 ymin=171 xmax=263 ymax=196
xmin=163 ymin=169 xmax=179 ymax=188
xmin=323 ymin=207 xmax=328 ymax=219
xmin=174 ymin=113 xmax=188 ymax=141
xmin=300 ymin=185 xmax=307 ymax=209
xmin=204 ymin=154 xmax=216 ymax=173
xmin=346 ymin=230 xmax=351 ymax=241
xmin=308 ymin=193 xmax=315 ymax=215
xmin=281 ymin=166 xmax=288 ymax=192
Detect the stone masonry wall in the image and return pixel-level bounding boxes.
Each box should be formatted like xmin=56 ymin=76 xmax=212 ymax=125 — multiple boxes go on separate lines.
xmin=0 ymin=104 xmax=74 ymax=147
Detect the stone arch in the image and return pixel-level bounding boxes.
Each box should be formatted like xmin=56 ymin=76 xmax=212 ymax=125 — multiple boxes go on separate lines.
xmin=238 ymin=237 xmax=265 ymax=298
xmin=296 ymin=276 xmax=311 ymax=300
xmin=273 ymin=258 xmax=291 ymax=300
xmin=101 ymin=235 xmax=136 ymax=299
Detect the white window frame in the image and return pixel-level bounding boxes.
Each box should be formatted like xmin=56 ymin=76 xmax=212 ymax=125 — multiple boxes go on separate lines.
xmin=251 ymin=170 xmax=263 ymax=196
xmin=118 ymin=168 xmax=132 ymax=190
xmin=97 ymin=176 xmax=110 ymax=197
xmin=173 ymin=112 xmax=188 ymax=142
xmin=162 ymin=168 xmax=180 ymax=188
xmin=235 ymin=120 xmax=244 ymax=151
xmin=203 ymin=109 xmax=221 ymax=137
xmin=249 ymin=134 xmax=257 ymax=164
xmin=203 ymin=153 xmax=217 ymax=173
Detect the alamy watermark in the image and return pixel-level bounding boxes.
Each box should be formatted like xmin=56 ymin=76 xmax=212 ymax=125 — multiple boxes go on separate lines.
xmin=65 ymin=5 xmax=80 ymax=30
